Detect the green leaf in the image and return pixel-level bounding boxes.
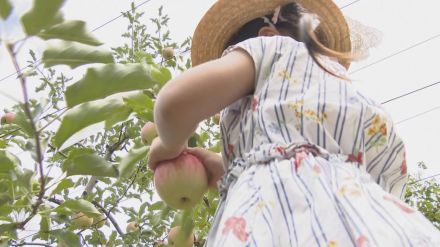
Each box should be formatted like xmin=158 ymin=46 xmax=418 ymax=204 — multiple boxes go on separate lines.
xmin=13 ymin=111 xmax=34 ymax=137
xmin=37 ymin=20 xmax=102 ymax=45
xmin=65 ymin=63 xmax=171 ymax=108
xmin=20 ymin=0 xmax=65 ymax=35
xmin=149 ymin=201 xmax=166 ymax=211
xmin=51 ymin=229 xmax=81 ymax=247
xmin=42 ymin=42 xmax=114 ymax=69
xmin=0 ymin=0 xmax=12 ymax=20
xmin=16 ymin=168 xmax=34 ymax=192
xmin=62 ymin=148 xmax=118 ymax=177
xmin=118 ymin=146 xmax=148 ymax=178
xmin=139 ymin=202 xmax=149 ymax=217
xmin=0 ymin=223 xmax=17 ymax=237
xmin=39 ymin=215 xmax=50 ymax=240
xmin=0 ymin=205 xmax=12 ymax=217
xmin=0 ymin=192 xmax=12 ymax=206
xmin=107 ymin=232 xmax=117 ymax=247
xmin=123 ymin=92 xmax=154 ymax=121
xmin=0 ymin=150 xmax=20 ymax=175
xmin=123 ymin=91 xmax=154 ymax=112
xmin=50 ymin=178 xmax=74 ymax=196
xmin=55 ymin=199 xmax=100 ymax=217
xmin=53 ymin=97 xmax=132 ymax=149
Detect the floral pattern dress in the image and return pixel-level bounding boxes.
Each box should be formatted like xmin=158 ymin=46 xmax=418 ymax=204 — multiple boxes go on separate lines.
xmin=204 ymin=36 xmax=440 ymax=247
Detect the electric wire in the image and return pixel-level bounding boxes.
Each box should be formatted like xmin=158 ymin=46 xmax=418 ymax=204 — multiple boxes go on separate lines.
xmin=350 ymin=33 xmax=440 ymax=75
xmin=0 ymin=0 xmax=153 ymax=83
xmin=395 ymin=105 xmax=440 ymax=125
xmin=340 ymin=0 xmax=362 ymax=9
xmin=91 ymin=0 xmax=152 ymax=32
xmin=381 ymin=81 xmax=440 ymax=105
xmin=408 ymin=173 xmax=440 ymax=185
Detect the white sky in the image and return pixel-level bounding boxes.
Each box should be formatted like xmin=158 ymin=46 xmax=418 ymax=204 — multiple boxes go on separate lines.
xmin=1 ymin=0 xmax=440 ymax=176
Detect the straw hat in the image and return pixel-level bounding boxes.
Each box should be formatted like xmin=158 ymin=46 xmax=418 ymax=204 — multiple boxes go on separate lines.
xmin=191 ymin=0 xmax=352 ymax=68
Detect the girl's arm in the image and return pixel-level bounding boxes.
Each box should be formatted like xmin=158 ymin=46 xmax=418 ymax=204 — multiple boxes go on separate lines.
xmin=153 ymin=49 xmax=255 ymax=153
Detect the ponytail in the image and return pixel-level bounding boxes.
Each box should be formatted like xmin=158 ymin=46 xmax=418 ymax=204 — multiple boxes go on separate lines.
xmin=226 ymin=2 xmax=356 ymax=80
xmin=298 ymin=13 xmax=353 ymax=80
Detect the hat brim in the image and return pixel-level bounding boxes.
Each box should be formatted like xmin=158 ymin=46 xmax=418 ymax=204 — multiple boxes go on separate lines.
xmin=191 ymin=0 xmax=351 ymax=68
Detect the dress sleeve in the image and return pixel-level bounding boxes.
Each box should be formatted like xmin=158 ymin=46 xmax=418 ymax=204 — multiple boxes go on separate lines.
xmin=222 ymin=36 xmax=297 ymax=89
xmin=363 ymin=102 xmax=408 ymax=199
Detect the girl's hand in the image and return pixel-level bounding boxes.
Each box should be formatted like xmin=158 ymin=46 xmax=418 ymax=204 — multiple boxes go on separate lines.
xmin=186 ymin=147 xmax=225 ymax=189
xmin=148 ymin=137 xmax=186 ymax=171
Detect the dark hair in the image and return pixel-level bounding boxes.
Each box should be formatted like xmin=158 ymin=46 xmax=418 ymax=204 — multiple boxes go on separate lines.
xmin=226 ymin=2 xmax=353 ymax=79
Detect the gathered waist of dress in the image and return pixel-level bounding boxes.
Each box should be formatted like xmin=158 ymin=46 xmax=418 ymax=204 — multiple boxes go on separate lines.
xmin=219 ymin=142 xmax=351 ymax=198
xmin=232 ymin=142 xmax=330 ymax=165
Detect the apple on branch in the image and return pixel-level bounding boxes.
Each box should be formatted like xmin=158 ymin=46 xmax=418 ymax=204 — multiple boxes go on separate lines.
xmin=126 ymin=221 xmax=140 ymax=233
xmin=154 ymin=153 xmax=208 ymax=210
xmin=71 ymin=212 xmax=93 ymax=229
xmin=141 ymin=121 xmax=158 ymax=145
xmin=167 ymin=226 xmax=194 ymax=247
xmin=1 ymin=112 xmax=15 ymax=125
xmin=162 ymin=47 xmax=175 ymax=60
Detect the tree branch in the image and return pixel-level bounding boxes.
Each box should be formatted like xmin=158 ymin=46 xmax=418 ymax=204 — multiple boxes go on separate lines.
xmin=6 ymin=43 xmax=46 ymax=229
xmin=47 ymin=197 xmax=125 ymax=237
xmin=92 ymin=201 xmax=124 ymax=236
xmin=13 ymin=242 xmax=52 ymax=247
xmin=38 ymin=108 xmax=67 ymax=132
xmin=0 ymin=128 xmax=21 ymax=138
xmin=107 ymin=162 xmax=143 ymax=214
xmin=82 ymin=126 xmax=128 ymax=197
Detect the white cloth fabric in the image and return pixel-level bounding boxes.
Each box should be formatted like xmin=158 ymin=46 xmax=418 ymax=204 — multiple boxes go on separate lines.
xmin=204 ymin=36 xmax=440 ymax=247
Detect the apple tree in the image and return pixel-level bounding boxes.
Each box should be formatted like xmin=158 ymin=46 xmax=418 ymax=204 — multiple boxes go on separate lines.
xmin=405 ymin=162 xmax=440 ymax=230
xmin=0 ymin=1 xmax=220 ymax=246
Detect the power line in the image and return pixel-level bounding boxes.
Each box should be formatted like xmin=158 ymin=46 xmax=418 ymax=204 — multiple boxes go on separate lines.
xmin=381 ymin=81 xmax=440 ymax=104
xmin=350 ymin=33 xmax=440 ymax=74
xmin=409 ymin=173 xmax=440 ymax=185
xmin=395 ymin=105 xmax=440 ymax=125
xmin=91 ymin=0 xmax=153 ymax=32
xmin=0 ymin=0 xmax=154 ymax=83
xmin=340 ymin=0 xmax=362 ymax=9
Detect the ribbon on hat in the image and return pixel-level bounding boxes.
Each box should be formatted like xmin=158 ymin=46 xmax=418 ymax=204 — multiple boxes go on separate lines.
xmin=262 ymin=6 xmax=288 ymax=29
xmin=272 ymin=6 xmax=288 ymax=24
xmin=272 ymin=6 xmax=282 ymax=24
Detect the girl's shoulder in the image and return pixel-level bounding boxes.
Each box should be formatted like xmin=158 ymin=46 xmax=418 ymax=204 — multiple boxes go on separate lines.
xmin=223 ymin=35 xmax=303 ymax=56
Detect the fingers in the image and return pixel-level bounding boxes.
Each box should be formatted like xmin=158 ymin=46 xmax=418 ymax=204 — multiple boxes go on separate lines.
xmin=186 ymin=147 xmax=212 ymax=163
xmin=147 ymin=137 xmax=162 ymax=170
xmin=148 ymin=137 xmax=187 ymax=171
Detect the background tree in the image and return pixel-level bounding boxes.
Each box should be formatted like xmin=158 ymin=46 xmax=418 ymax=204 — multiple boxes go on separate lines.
xmin=405 ymin=162 xmax=440 ymax=230
xmin=0 ymin=1 xmax=219 ymax=246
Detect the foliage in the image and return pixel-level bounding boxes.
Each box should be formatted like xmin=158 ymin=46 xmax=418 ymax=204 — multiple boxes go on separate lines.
xmin=405 ymin=162 xmax=440 ymax=230
xmin=0 ymin=1 xmax=220 ymax=246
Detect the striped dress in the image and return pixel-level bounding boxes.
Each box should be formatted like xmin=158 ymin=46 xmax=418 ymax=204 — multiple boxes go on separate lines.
xmin=204 ymin=36 xmax=440 ymax=247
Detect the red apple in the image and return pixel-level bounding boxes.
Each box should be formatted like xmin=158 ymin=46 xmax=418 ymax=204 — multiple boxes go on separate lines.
xmin=126 ymin=221 xmax=140 ymax=233
xmin=162 ymin=47 xmax=175 ymax=60
xmin=1 ymin=112 xmax=15 ymax=125
xmin=141 ymin=122 xmax=157 ymax=145
xmin=154 ymin=153 xmax=208 ymax=210
xmin=168 ymin=226 xmax=194 ymax=247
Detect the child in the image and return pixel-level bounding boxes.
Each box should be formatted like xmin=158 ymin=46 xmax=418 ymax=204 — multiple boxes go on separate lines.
xmin=149 ymin=0 xmax=440 ymax=246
